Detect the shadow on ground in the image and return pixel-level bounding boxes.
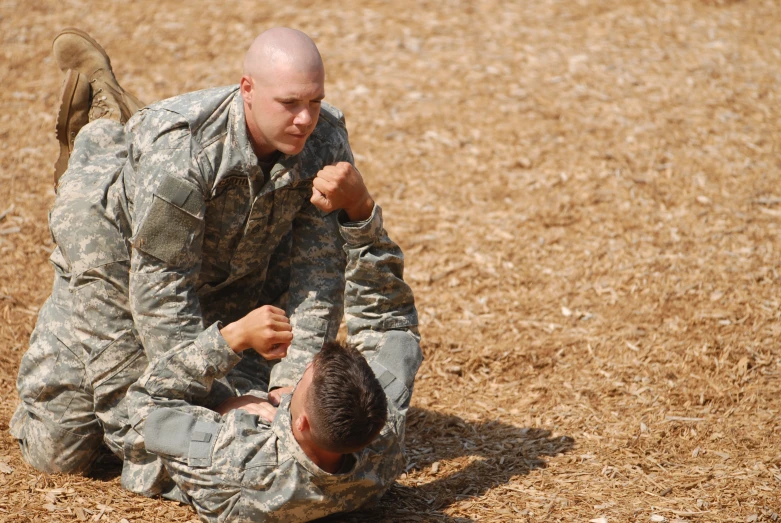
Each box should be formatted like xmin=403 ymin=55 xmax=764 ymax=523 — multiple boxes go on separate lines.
xmin=329 ymin=407 xmax=575 ymax=522
xmin=86 ymin=446 xmax=123 ymax=482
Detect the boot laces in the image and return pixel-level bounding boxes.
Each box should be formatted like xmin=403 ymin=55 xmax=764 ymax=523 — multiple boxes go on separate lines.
xmin=88 ymin=79 xmax=123 ymax=121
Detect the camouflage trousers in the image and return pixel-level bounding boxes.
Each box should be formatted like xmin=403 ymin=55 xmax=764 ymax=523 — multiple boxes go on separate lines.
xmin=10 ymin=254 xmax=278 ymax=475
xmin=10 ymin=258 xmax=277 ymax=474
xmin=11 ymin=120 xmax=141 ymax=473
xmin=11 ymin=121 xmax=279 ymax=474
xmin=10 ymin=257 xmax=144 ymax=473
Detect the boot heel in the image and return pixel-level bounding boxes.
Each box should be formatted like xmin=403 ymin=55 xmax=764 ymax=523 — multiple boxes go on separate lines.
xmin=54 ymin=69 xmax=79 ymax=187
xmin=53 ymin=69 xmax=90 ymax=189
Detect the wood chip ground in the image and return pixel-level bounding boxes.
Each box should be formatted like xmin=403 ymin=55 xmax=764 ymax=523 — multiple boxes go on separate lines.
xmin=0 ymin=0 xmax=779 ymax=521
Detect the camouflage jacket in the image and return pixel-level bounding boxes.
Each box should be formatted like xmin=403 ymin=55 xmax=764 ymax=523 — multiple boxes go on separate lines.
xmin=123 ymin=85 xmax=352 ymax=387
xmin=124 ymin=205 xmax=421 ymax=522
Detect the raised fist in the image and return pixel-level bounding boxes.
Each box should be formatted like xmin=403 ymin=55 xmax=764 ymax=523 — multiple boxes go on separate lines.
xmin=311 ymin=161 xmax=374 ymax=221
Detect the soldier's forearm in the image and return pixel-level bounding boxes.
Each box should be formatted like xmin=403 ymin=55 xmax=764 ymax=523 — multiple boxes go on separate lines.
xmin=269 ymin=202 xmax=347 ymax=389
xmin=341 ymin=205 xmax=419 ymax=351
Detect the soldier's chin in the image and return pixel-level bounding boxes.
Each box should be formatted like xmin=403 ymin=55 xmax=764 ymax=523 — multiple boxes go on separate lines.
xmin=278 ymin=138 xmax=307 ymax=155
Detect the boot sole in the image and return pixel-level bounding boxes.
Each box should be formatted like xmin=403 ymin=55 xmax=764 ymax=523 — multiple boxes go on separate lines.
xmin=54 ymin=69 xmax=81 ymax=187
xmin=52 ymin=27 xmax=112 ymax=72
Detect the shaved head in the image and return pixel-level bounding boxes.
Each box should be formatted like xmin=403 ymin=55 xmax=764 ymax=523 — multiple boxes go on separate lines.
xmin=243 ymin=27 xmax=324 ymax=83
xmin=240 ymin=28 xmax=326 ymax=159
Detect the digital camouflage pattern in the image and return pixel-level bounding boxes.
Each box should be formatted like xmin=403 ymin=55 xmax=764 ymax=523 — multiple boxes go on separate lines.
xmin=12 ymin=85 xmax=354 ymax=472
xmin=125 ymin=205 xmax=422 ymax=522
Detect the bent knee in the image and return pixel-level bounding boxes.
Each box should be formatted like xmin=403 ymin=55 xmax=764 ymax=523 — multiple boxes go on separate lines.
xmin=13 ymin=409 xmax=102 ymax=475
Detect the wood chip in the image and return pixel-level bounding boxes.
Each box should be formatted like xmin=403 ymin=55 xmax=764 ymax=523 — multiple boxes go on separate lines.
xmin=0 ymin=226 xmax=21 ymax=235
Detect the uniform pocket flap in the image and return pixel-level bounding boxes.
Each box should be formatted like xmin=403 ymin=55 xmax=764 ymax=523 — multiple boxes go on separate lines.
xmin=188 ymin=420 xmax=220 ymax=466
xmin=373 ymin=331 xmax=423 ymax=391
xmin=145 ymin=409 xmax=220 ymax=467
xmin=370 ymin=360 xmax=407 ymax=406
xmin=154 ymin=175 xmax=202 ymax=216
xmin=145 ymin=409 xmax=195 ymax=458
xmin=369 ymin=331 xmax=422 ymax=409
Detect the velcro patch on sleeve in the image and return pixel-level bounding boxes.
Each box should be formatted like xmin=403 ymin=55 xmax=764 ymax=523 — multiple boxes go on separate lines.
xmin=370 ymin=360 xmax=408 ymax=407
xmin=369 ymin=331 xmax=423 ymax=410
xmin=144 ymin=409 xmax=221 ymax=468
xmin=134 ymin=175 xmax=204 ymax=265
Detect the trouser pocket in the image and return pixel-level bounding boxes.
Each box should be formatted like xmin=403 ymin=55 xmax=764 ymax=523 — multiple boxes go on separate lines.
xmin=88 ymin=330 xmax=146 ymax=391
xmin=88 ymin=329 xmax=148 ymax=456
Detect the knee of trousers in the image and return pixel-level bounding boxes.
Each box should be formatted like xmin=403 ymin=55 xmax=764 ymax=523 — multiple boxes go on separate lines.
xmin=11 ymin=404 xmax=102 ymax=475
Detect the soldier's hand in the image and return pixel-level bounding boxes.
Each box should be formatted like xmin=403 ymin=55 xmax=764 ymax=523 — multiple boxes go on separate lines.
xmin=220 ymin=305 xmax=293 ymax=360
xmin=311 ymin=161 xmax=374 ymax=221
xmin=268 ymin=386 xmax=294 ymax=406
xmin=214 ymin=394 xmax=265 ymax=415
xmin=239 ymin=400 xmax=277 ymax=423
xmin=214 ymin=395 xmax=277 ymax=422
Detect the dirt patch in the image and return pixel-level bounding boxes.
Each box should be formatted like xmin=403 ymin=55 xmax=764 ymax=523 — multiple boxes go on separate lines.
xmin=1 ymin=0 xmax=780 ymax=521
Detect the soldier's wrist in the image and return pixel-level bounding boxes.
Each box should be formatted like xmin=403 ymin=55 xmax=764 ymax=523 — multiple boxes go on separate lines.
xmin=220 ymin=321 xmax=247 ymax=353
xmin=344 ymin=195 xmax=374 ymax=222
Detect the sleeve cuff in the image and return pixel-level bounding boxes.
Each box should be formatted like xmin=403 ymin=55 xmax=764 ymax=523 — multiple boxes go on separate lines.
xmin=269 ymin=362 xmax=304 ymax=390
xmin=338 ymin=204 xmax=384 ymax=246
xmin=194 ymin=322 xmax=243 ymax=378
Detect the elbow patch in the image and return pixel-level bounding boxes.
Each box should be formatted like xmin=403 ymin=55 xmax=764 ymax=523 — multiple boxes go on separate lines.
xmin=133 ymin=175 xmax=204 ymax=265
xmin=369 ymin=331 xmax=423 ymax=409
xmin=145 ymin=408 xmax=220 ymax=468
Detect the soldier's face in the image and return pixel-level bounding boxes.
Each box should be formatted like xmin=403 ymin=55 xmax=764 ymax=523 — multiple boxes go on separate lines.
xmin=241 ymin=65 xmax=325 ymax=160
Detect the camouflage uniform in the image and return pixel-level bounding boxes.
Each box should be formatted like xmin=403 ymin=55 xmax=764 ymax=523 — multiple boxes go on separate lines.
xmin=125 ymin=204 xmax=421 ymax=521
xmin=11 ymin=85 xmax=353 ymax=473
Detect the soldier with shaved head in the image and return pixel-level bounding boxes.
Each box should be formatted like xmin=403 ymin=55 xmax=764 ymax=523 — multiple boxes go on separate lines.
xmin=12 ymin=28 xmax=418 ymax=519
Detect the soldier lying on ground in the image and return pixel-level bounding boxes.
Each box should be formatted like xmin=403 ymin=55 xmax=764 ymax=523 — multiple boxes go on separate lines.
xmin=126 ymin=203 xmax=422 ymax=521
xmin=12 ymin=27 xmax=381 ymax=474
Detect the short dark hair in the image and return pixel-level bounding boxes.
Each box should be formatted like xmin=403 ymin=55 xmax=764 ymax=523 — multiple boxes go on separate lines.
xmin=307 ymin=342 xmax=388 ymax=453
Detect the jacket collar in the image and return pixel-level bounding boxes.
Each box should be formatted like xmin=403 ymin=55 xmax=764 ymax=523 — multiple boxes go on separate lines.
xmin=228 ymin=92 xmax=304 ymax=196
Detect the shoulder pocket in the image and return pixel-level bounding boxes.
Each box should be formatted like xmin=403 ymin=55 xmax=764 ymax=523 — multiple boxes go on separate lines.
xmin=370 ymin=359 xmax=410 ymax=409
xmin=134 ymin=175 xmax=204 ymax=265
xmin=369 ymin=331 xmax=423 ymax=410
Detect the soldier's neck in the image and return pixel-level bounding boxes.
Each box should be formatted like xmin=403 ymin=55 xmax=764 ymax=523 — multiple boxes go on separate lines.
xmin=292 ymin=427 xmax=344 ymax=473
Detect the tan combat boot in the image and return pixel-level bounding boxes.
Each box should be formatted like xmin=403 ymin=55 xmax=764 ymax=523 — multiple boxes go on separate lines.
xmin=54 ymin=69 xmax=90 ymax=187
xmin=52 ymin=28 xmax=144 ymax=123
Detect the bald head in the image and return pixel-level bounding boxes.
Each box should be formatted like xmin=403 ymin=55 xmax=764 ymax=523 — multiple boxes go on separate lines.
xmin=243 ymin=27 xmax=324 ymax=83
xmin=240 ymin=28 xmax=326 ymax=159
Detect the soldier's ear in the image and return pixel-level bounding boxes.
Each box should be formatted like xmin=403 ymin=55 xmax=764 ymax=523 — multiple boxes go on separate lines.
xmin=240 ymin=76 xmax=254 ymax=105
xmin=296 ymin=413 xmax=310 ymax=435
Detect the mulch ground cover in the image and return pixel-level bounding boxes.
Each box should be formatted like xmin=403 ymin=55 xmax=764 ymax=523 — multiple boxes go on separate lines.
xmin=1 ymin=0 xmax=779 ymax=521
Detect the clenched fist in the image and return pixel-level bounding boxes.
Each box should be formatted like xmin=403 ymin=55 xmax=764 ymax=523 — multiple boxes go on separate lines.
xmin=220 ymin=305 xmax=293 ymax=360
xmin=311 ymin=162 xmax=374 ymax=221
